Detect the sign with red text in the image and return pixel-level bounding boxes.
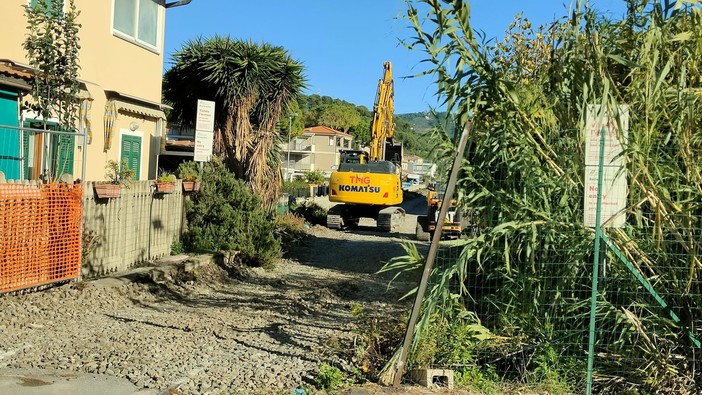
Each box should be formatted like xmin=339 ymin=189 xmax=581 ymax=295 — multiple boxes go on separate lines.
xmin=195 ymin=99 xmax=215 ymax=133
xmin=584 ymin=105 xmax=628 ymax=228
xmin=583 ymin=167 xmax=627 ymax=228
xmin=194 ymin=99 xmax=215 ymax=162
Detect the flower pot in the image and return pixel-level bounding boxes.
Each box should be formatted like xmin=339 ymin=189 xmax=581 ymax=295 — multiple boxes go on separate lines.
xmin=94 ymin=183 xmax=121 ymax=199
xmin=155 ymin=182 xmax=175 ymax=194
xmin=182 ymin=181 xmax=201 ymax=192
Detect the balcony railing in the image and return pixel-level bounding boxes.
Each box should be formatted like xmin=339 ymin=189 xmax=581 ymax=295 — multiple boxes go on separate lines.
xmin=281 ymin=143 xmax=314 ymax=153
xmin=281 ymin=160 xmax=312 ymax=172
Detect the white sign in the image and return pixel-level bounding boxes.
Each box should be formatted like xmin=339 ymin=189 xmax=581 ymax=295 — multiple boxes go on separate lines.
xmin=196 ymin=99 xmax=216 ymax=133
xmin=585 ymin=105 xmax=628 ymax=167
xmin=583 ymin=166 xmax=627 ymax=228
xmin=194 ymin=130 xmax=214 ymax=162
xmin=194 ymin=99 xmax=216 ymax=162
xmin=583 ymin=105 xmax=629 ymax=228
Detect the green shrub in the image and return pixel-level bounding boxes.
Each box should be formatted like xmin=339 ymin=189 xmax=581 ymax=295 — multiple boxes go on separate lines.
xmin=183 ymin=158 xmax=281 ymax=267
xmin=105 ymin=159 xmax=135 ymax=187
xmin=170 ymin=238 xmax=183 ymax=255
xmin=282 ymin=179 xmax=309 ymax=198
xmin=315 ymin=363 xmax=344 ymax=389
xmin=292 ymin=201 xmax=328 ymax=226
xmin=455 ymin=365 xmax=500 ymax=394
xmin=274 ymin=211 xmax=307 ymax=248
xmin=156 ymin=170 xmax=176 ymax=183
xmin=304 ymin=169 xmax=326 ymax=185
xmin=414 ymin=311 xmax=486 ymax=369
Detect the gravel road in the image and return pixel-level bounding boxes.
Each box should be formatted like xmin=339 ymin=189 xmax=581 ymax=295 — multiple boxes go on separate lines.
xmin=0 ymin=195 xmax=431 ymax=394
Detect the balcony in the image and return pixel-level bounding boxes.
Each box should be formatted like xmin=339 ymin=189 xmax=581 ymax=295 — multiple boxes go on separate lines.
xmin=280 ymin=141 xmax=314 ymax=154
xmin=281 ymin=160 xmax=314 ymax=180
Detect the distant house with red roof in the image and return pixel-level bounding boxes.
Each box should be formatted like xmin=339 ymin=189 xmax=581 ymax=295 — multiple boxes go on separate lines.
xmin=280 ymin=126 xmax=354 ymax=180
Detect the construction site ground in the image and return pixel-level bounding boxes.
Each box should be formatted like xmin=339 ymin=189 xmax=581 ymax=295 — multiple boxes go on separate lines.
xmin=0 ymin=193 xmax=481 ymax=394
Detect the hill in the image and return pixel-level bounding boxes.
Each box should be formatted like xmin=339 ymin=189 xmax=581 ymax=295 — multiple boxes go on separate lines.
xmin=396 ymin=112 xmax=436 ymax=134
xmin=297 ymin=93 xmax=445 ymax=158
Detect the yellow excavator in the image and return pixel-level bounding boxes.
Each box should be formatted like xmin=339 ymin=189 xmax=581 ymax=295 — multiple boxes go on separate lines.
xmin=326 ymin=61 xmax=405 ymax=231
xmin=415 ymin=181 xmax=467 ymax=241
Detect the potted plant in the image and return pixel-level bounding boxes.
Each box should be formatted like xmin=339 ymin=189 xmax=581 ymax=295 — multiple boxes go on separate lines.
xmin=181 ymin=174 xmax=201 ymax=192
xmin=176 ymin=161 xmax=202 ymax=192
xmin=304 ymin=169 xmax=326 ymax=197
xmin=155 ymin=171 xmax=177 ymax=194
xmin=94 ymin=160 xmax=135 ymax=199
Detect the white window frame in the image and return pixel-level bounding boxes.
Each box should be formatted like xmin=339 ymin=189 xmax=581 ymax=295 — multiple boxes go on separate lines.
xmin=111 ymin=0 xmax=163 ymax=53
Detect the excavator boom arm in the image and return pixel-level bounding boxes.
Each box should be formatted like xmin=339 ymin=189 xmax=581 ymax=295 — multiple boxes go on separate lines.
xmin=369 ymin=61 xmax=395 ymax=161
xmin=326 ymin=61 xmax=404 ymax=232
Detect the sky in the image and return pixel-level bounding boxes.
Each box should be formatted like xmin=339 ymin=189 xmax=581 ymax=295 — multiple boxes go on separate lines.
xmin=164 ymin=1 xmax=626 ymax=114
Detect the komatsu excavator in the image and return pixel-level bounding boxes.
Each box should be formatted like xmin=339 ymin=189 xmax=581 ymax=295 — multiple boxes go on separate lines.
xmin=326 ymin=61 xmax=405 ymax=231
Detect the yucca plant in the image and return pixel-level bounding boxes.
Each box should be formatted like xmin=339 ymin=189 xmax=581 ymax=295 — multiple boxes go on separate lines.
xmin=163 ymin=36 xmax=306 ymax=207
xmin=382 ymin=1 xmax=702 ymax=393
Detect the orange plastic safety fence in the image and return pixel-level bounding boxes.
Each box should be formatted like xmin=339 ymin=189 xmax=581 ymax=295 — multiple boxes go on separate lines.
xmin=0 ymin=182 xmax=83 ymax=293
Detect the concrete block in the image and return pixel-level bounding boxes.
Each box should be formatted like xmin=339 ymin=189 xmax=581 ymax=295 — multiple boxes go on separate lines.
xmin=410 ymin=368 xmax=454 ymax=389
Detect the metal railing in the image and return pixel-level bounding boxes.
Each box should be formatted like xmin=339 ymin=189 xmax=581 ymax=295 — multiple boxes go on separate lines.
xmin=0 ymin=124 xmax=86 ymax=183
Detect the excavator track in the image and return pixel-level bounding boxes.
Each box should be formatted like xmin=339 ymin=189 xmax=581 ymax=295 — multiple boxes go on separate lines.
xmin=377 ymin=206 xmax=405 ymax=232
xmin=326 ymin=205 xmax=345 ymax=229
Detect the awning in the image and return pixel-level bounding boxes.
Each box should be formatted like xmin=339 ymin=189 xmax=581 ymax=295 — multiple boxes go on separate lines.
xmin=0 ymin=63 xmax=33 ymax=80
xmin=105 ymin=90 xmax=170 ymax=110
xmin=103 ymin=91 xmax=167 ymax=153
xmin=103 ymin=98 xmax=167 ymax=152
xmin=112 ymin=99 xmax=166 ymax=120
xmin=0 ymin=63 xmax=32 ymax=92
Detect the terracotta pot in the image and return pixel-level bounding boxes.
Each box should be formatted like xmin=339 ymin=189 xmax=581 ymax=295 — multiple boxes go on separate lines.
xmin=94 ymin=183 xmax=121 ymax=199
xmin=155 ymin=182 xmax=175 ymax=194
xmin=182 ymin=181 xmax=201 ymax=192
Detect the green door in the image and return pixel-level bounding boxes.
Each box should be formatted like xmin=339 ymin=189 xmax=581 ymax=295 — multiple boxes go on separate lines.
xmin=120 ymin=134 xmax=141 ymax=180
xmin=0 ymin=89 xmax=20 ymax=180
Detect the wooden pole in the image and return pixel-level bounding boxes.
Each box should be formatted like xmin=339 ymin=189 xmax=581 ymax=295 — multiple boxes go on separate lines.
xmin=392 ymin=120 xmax=472 ymax=387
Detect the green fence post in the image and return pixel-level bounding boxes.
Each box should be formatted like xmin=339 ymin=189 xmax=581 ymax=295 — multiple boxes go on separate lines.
xmin=586 ymin=127 xmax=606 ymax=395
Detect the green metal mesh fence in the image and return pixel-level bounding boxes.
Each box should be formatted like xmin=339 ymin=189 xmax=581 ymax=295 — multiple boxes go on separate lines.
xmin=403 ymin=125 xmax=702 ymax=394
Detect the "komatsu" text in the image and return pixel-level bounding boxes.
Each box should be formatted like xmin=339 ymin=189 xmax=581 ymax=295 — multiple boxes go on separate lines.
xmin=339 ymin=185 xmax=381 ymax=193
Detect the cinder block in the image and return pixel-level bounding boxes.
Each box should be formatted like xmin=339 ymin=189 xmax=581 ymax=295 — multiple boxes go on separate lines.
xmin=410 ymin=368 xmax=454 ymax=389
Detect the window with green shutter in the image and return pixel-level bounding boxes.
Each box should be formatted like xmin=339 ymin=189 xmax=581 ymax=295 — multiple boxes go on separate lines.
xmin=50 ymin=133 xmax=74 ymax=180
xmin=120 ymin=134 xmax=141 ymax=180
xmin=22 ymin=128 xmax=31 ymax=179
xmin=30 ymin=0 xmax=60 ymax=16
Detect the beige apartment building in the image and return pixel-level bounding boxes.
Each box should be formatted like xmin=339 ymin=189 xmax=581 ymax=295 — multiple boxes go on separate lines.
xmin=0 ymin=0 xmax=189 ymax=182
xmin=281 ymin=126 xmax=354 ymax=180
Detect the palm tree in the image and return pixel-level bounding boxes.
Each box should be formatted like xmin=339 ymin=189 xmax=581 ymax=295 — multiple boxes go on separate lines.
xmin=163 ymin=35 xmax=306 ymax=206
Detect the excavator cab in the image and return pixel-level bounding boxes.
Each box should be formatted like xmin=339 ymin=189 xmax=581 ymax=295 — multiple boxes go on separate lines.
xmin=384 ymin=140 xmax=403 ymax=166
xmin=339 ymin=150 xmax=367 ymax=164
